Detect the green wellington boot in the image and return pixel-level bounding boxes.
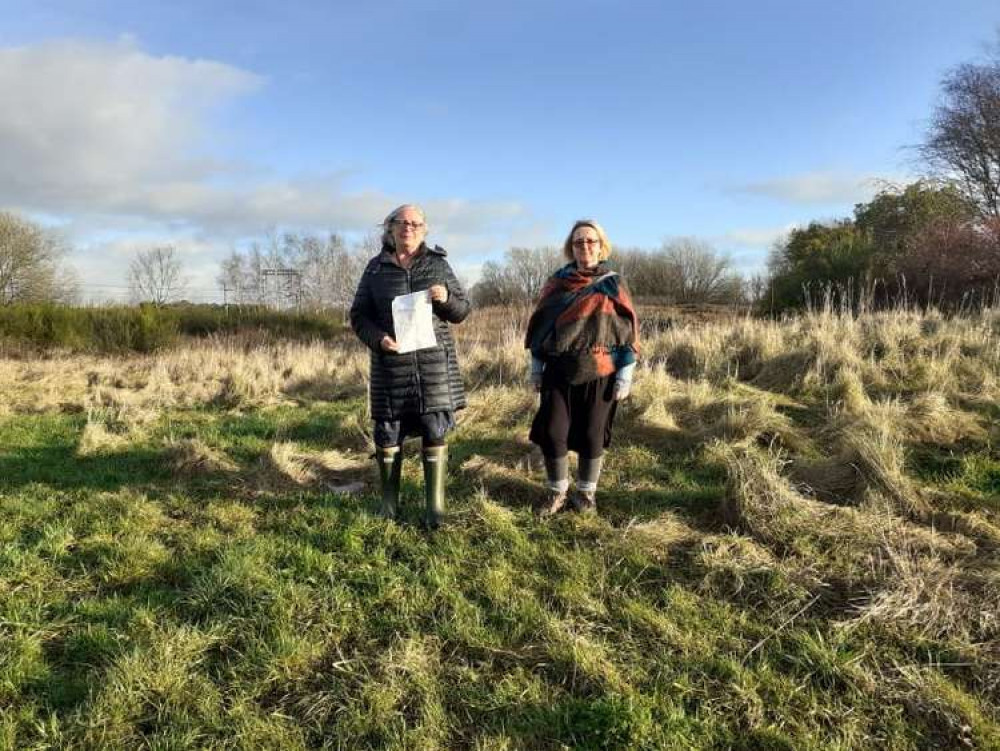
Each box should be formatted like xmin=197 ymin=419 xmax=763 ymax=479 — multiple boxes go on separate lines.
xmin=422 ymin=445 xmax=448 ymax=530
xmin=375 ymin=445 xmax=402 ymax=519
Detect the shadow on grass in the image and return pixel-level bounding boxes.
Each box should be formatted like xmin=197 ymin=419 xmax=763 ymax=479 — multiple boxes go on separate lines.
xmin=449 ymin=433 xmax=728 ymax=524
xmin=599 ymin=486 xmax=726 ymax=525
xmin=0 ymin=444 xmax=169 ymax=492
xmin=278 ymin=407 xmax=371 ymax=452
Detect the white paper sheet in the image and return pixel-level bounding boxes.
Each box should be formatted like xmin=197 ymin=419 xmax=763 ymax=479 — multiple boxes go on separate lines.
xmin=391 ymin=290 xmax=438 ymax=353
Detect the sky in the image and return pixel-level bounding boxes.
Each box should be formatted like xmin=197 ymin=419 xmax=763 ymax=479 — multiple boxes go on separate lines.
xmin=0 ymin=0 xmax=997 ymax=302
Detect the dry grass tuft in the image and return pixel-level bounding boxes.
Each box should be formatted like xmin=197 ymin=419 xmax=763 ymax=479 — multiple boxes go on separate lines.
xmin=709 ymin=440 xmax=866 ymax=548
xmin=850 ymin=543 xmax=1000 ymax=643
xmin=751 ymin=348 xmax=817 ymax=394
xmin=924 ymin=504 xmax=1000 ymax=546
xmin=827 ymin=365 xmax=870 ymax=415
xmin=697 ymin=533 xmax=820 ymax=604
xmin=628 ymin=372 xmax=807 ymax=452
xmin=266 ymin=441 xmax=315 ymax=485
xmin=702 ymin=393 xmax=805 ymax=449
xmin=460 ymin=318 xmax=532 ymax=390
xmin=905 ymin=392 xmax=984 ymax=445
xmin=838 ymin=411 xmax=929 ymax=518
xmin=621 ymin=512 xmax=699 ymax=559
xmin=77 ymin=420 xmax=130 ymax=456
xmin=461 ymin=387 xmax=538 ymax=432
xmin=264 ymin=441 xmax=368 ymax=488
xmin=165 ymin=438 xmax=238 ymax=475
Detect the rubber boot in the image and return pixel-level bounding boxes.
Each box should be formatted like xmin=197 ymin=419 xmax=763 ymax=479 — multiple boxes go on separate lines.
xmin=422 ymin=445 xmax=447 ymax=530
xmin=375 ymin=445 xmax=402 ymax=519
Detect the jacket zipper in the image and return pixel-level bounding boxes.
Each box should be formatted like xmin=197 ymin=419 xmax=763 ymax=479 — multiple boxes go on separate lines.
xmin=405 ymin=266 xmax=424 ymax=413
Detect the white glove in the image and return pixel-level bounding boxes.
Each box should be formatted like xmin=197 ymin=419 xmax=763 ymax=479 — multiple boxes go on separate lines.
xmin=613 ymin=379 xmax=631 ymax=401
xmin=613 ymin=362 xmax=635 ymax=401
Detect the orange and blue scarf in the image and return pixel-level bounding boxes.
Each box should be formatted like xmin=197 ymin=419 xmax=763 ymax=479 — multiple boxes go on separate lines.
xmin=525 ymin=262 xmax=639 ymax=385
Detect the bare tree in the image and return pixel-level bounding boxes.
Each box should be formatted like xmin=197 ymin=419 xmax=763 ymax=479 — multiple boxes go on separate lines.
xmin=743 ymin=273 xmax=768 ymax=307
xmin=470 ymin=246 xmax=563 ymax=306
xmin=471 ymin=241 xmax=745 ymax=306
xmin=0 ymin=210 xmax=77 ymax=304
xmin=129 ymin=245 xmax=187 ymax=305
xmin=355 ymin=229 xmax=382 ymax=259
xmin=218 ymin=230 xmax=369 ymax=317
xmin=506 ymin=247 xmax=563 ymax=300
xmin=284 ymin=231 xmax=369 ymax=314
xmin=920 ymin=49 xmax=1000 ymax=218
xmin=658 ymin=238 xmax=742 ymax=304
xmin=218 ymin=242 xmax=276 ymax=305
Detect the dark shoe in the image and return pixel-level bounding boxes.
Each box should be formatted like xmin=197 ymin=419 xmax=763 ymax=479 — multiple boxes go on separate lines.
xmin=534 ymin=489 xmax=568 ymax=517
xmin=375 ymin=446 xmax=402 ymax=519
xmin=422 ymin=445 xmax=447 ymax=530
xmin=571 ymin=490 xmax=597 ymax=515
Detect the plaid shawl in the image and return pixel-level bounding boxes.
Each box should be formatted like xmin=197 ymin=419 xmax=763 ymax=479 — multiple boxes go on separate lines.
xmin=525 ymin=262 xmax=639 ymax=385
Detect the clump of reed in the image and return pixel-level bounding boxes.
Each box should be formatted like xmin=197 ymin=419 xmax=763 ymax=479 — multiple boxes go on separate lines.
xmin=263 ymin=441 xmax=368 ymax=489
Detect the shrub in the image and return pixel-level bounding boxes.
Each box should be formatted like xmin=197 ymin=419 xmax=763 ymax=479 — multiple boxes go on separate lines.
xmin=0 ymin=303 xmax=344 ymax=354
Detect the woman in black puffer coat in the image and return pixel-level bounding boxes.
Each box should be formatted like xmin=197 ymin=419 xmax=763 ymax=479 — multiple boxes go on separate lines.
xmin=350 ymin=204 xmax=470 ymax=527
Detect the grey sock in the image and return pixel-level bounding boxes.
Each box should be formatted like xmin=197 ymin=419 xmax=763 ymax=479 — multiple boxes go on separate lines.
xmin=544 ymin=455 xmax=569 ymax=493
xmin=577 ymin=454 xmax=604 ymax=493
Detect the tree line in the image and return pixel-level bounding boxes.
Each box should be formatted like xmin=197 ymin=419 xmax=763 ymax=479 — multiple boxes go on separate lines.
xmin=764 ymin=180 xmax=999 ymax=312
xmin=470 ymin=240 xmax=745 ymax=307
xmin=766 ymin=43 xmax=1000 ymax=312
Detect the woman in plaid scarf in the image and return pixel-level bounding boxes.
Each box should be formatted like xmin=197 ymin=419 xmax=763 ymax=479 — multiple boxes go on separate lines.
xmin=524 ymin=219 xmax=639 ymax=516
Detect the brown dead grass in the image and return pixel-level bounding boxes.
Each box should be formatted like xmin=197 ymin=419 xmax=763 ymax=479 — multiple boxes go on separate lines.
xmin=0 ymin=338 xmax=370 ymax=416
xmin=263 ymin=441 xmax=369 ymax=489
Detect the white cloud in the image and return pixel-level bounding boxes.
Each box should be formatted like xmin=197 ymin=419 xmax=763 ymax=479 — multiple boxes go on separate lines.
xmin=0 ymin=38 xmax=537 ymax=277
xmin=0 ymin=37 xmax=263 ymax=209
xmin=730 ymin=171 xmax=904 ymax=205
xmin=719 ymin=223 xmax=799 ymax=249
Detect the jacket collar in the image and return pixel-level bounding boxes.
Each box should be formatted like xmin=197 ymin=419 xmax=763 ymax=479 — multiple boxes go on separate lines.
xmin=377 ymin=242 xmax=447 ymax=265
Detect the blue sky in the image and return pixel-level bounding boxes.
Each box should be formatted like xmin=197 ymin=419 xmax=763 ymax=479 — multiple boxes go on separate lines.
xmin=0 ymin=0 xmax=997 ymax=301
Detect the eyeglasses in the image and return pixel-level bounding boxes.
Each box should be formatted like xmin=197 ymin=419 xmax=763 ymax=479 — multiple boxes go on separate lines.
xmin=572 ymin=239 xmax=601 ymax=248
xmin=393 ymin=220 xmax=425 ymax=230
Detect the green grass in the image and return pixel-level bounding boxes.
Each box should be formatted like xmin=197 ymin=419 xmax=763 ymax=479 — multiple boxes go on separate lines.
xmin=2 ymin=390 xmax=998 ymax=751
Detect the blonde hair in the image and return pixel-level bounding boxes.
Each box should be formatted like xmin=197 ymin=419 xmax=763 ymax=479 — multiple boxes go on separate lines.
xmin=381 ymin=204 xmax=427 ymax=248
xmin=562 ymin=219 xmax=612 ymax=262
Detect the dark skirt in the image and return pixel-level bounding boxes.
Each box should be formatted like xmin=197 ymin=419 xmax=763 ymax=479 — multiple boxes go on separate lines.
xmin=529 ymin=370 xmax=617 ymax=460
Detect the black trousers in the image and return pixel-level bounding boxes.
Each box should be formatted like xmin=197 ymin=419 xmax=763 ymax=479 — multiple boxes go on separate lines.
xmin=529 ymin=373 xmax=617 ymax=460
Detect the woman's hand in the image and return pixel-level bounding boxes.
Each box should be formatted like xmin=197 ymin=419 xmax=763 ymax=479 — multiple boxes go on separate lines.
xmin=380 ymin=335 xmax=399 ymax=352
xmin=429 ymin=284 xmax=449 ymax=303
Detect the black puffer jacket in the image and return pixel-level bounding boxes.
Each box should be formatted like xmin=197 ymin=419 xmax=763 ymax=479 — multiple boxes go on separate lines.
xmin=350 ymin=244 xmax=471 ymax=421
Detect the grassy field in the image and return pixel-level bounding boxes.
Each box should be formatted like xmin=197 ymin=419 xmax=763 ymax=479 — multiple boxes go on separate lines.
xmin=1 ymin=305 xmax=998 ymax=750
